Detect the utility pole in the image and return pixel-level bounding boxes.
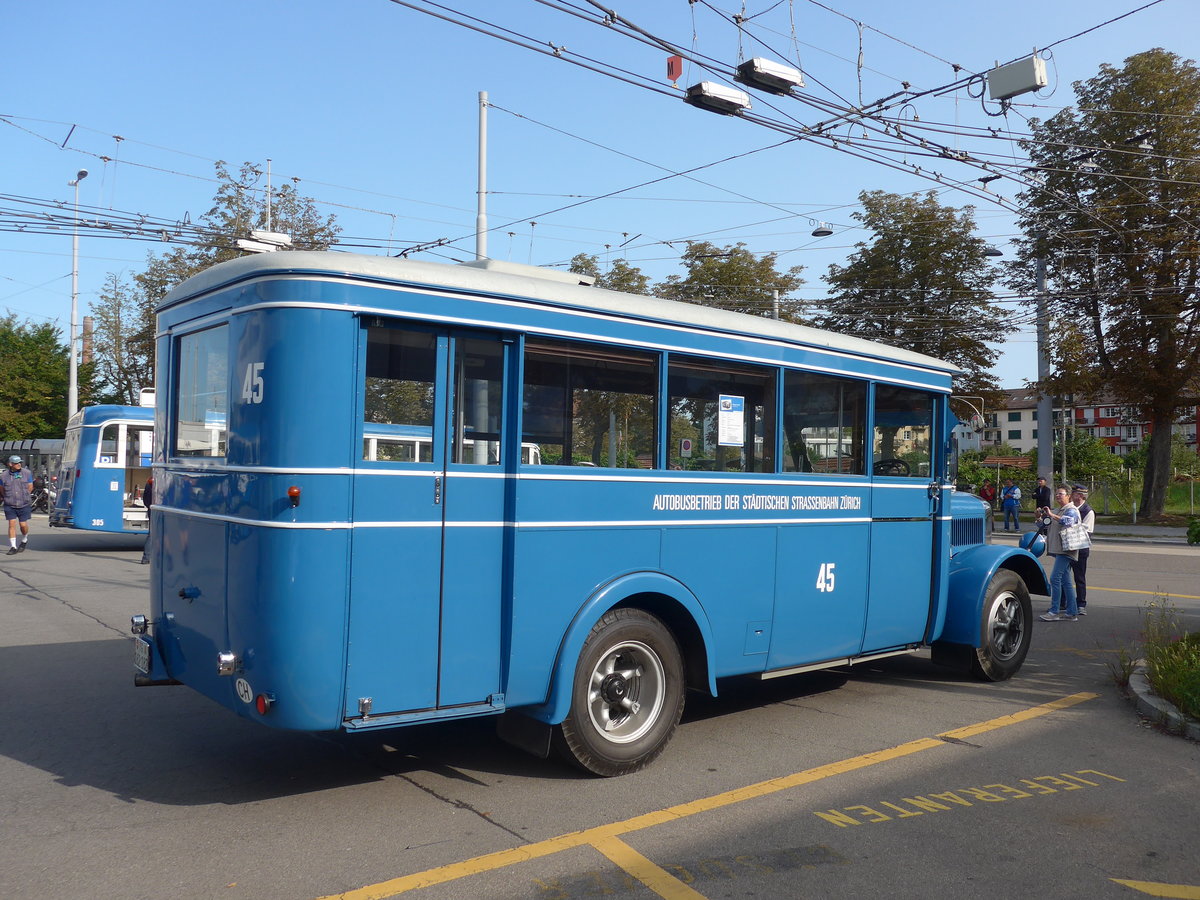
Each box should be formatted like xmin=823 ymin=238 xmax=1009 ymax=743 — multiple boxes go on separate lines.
xmin=1035 ymin=250 xmax=1054 ymax=483
xmin=476 ymin=91 xmax=488 ymax=261
xmin=68 ymin=168 xmax=89 ymax=419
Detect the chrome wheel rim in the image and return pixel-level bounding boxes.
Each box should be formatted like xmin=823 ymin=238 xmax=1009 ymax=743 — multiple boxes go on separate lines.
xmin=586 ymin=640 xmax=666 ymax=744
xmin=987 ymin=590 xmax=1025 ymax=661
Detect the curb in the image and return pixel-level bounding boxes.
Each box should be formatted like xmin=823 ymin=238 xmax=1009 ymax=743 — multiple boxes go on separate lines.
xmin=1129 ymin=663 xmax=1200 ymax=741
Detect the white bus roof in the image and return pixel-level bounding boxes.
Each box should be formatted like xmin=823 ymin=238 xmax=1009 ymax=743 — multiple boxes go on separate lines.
xmin=161 ymin=251 xmax=958 ymax=377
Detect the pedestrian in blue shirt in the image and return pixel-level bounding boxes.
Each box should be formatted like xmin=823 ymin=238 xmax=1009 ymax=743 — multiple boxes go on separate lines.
xmin=1 ymin=455 xmax=34 ymax=555
xmin=1000 ymin=478 xmax=1022 ymax=531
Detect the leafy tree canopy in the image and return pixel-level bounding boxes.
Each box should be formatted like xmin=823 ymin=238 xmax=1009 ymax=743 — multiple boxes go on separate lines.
xmin=89 ymin=162 xmax=340 ymax=403
xmin=1004 ymin=48 xmax=1200 ymax=517
xmin=814 ymin=190 xmax=1005 ymax=405
xmin=0 ymin=315 xmax=97 ymax=438
xmin=568 ymin=253 xmax=651 ymax=295
xmin=653 ymin=241 xmax=805 ymax=321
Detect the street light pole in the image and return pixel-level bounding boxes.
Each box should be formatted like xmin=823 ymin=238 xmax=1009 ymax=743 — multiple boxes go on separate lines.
xmin=68 ymin=168 xmax=89 ymax=419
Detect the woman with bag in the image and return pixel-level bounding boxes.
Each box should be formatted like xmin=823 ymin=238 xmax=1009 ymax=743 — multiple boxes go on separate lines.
xmin=1038 ymin=485 xmax=1083 ymax=622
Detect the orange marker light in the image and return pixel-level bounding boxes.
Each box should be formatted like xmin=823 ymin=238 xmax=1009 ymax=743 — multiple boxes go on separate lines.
xmin=287 ymin=485 xmax=301 ymax=508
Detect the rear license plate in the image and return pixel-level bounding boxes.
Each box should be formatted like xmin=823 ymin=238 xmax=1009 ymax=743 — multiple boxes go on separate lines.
xmin=133 ymin=637 xmax=151 ymax=675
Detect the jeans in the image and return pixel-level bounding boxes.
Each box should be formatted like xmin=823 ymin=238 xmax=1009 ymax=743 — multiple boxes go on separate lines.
xmin=1072 ymin=547 xmax=1089 ymax=607
xmin=1003 ymin=506 xmax=1020 ymax=530
xmin=1049 ymin=554 xmax=1078 ymax=616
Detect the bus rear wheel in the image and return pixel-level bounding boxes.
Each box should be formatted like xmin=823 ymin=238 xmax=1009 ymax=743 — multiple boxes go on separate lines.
xmin=557 ymin=608 xmax=685 ymax=777
xmin=970 ymin=570 xmax=1032 ymax=682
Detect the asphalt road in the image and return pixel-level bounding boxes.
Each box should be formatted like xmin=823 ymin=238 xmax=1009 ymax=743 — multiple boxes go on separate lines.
xmin=1 ymin=522 xmax=1197 ymax=900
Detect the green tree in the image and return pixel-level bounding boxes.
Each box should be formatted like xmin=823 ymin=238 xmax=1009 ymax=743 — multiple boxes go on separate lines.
xmin=89 ymin=162 xmax=340 ymax=402
xmin=1029 ymin=430 xmax=1124 ymax=482
xmin=0 ymin=315 xmax=95 ymax=437
xmin=653 ymin=242 xmax=805 ymax=320
xmin=814 ymin=191 xmax=1005 ymax=401
xmin=1005 ymin=49 xmax=1200 ymax=519
xmin=569 ymin=253 xmax=651 ymax=294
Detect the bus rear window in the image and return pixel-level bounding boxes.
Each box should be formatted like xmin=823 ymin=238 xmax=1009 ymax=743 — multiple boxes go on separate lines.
xmin=174 ymin=326 xmax=228 ymax=458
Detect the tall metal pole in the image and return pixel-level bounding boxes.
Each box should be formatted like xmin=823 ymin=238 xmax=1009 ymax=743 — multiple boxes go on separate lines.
xmin=1035 ymin=250 xmax=1054 ymax=484
xmin=68 ymin=168 xmax=89 ymax=419
xmin=476 ymin=91 xmax=488 ymax=261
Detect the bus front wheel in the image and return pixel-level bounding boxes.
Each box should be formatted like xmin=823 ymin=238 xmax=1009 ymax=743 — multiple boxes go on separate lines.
xmin=970 ymin=570 xmax=1032 ymax=682
xmin=556 ymin=608 xmax=685 ymax=777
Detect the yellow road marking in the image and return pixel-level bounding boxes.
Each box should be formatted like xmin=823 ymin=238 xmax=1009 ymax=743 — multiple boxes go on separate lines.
xmin=1095 ymin=587 xmax=1200 ymax=601
xmin=319 ymin=691 xmax=1096 ymax=900
xmin=1112 ymin=879 xmax=1200 ymax=898
xmin=592 ymin=836 xmax=709 ymax=900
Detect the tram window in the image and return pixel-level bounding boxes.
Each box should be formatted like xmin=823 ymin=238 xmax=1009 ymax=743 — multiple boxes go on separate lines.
xmin=362 ymin=327 xmax=436 ymax=462
xmin=452 ymin=338 xmax=503 ymax=466
xmin=782 ymin=372 xmax=866 ymax=474
xmin=523 ymin=340 xmax=656 ymax=467
xmin=669 ymin=358 xmax=776 ymax=473
xmin=98 ymin=423 xmax=120 ymax=466
xmin=873 ymin=385 xmax=935 ymax=477
xmin=174 ymin=325 xmax=228 ymax=458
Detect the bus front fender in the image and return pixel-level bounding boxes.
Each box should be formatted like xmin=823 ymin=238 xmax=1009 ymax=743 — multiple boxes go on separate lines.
xmin=524 ymin=571 xmax=719 ymax=726
xmin=939 ymin=545 xmax=1049 ymax=646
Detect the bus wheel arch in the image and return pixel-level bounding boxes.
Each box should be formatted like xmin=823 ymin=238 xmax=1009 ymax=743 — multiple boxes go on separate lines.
xmin=555 ymin=607 xmax=686 ymax=776
xmin=969 ymin=568 xmax=1032 ymax=681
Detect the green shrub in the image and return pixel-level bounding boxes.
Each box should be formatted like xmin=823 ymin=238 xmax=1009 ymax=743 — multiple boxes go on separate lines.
xmin=1140 ymin=599 xmax=1200 ymax=722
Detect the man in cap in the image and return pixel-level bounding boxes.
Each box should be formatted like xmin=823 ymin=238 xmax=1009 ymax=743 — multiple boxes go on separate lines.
xmin=1070 ymin=485 xmax=1095 ymax=614
xmin=0 ymin=455 xmax=35 ymax=555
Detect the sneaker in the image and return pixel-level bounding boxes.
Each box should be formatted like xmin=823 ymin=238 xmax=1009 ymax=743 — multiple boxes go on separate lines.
xmin=5 ymin=547 xmax=16 ymax=556
xmin=1061 ymin=615 xmax=1079 ymax=622
xmin=1039 ymin=612 xmax=1062 ymax=621
xmin=1078 ymin=607 xmax=1087 ymax=615
xmin=17 ymin=543 xmax=26 ymax=552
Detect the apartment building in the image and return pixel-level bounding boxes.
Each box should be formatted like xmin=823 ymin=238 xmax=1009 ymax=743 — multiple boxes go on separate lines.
xmin=979 ymin=389 xmax=1199 ymax=456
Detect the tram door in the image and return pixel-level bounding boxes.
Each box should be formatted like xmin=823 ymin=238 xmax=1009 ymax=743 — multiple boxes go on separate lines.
xmin=345 ymin=323 xmax=511 ymax=719
xmin=864 ymin=385 xmax=939 ymax=651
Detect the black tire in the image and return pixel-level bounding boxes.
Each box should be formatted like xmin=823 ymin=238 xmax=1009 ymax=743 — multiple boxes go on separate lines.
xmin=970 ymin=570 xmax=1032 ymax=681
xmin=556 ymin=608 xmax=685 ymax=777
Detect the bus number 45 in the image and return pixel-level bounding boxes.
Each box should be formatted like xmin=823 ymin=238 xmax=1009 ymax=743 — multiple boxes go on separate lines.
xmin=816 ymin=562 xmax=836 ymax=592
xmin=242 ymin=362 xmax=265 ymax=404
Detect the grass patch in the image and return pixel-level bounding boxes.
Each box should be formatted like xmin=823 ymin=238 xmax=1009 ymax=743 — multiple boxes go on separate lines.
xmin=1138 ymin=598 xmax=1200 ymax=721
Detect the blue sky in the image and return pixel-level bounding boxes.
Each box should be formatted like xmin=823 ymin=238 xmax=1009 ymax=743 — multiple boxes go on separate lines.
xmin=1 ymin=0 xmax=1188 ymax=390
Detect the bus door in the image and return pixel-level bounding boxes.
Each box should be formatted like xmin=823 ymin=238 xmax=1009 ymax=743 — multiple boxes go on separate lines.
xmin=863 ymin=385 xmax=939 ymax=652
xmin=346 ymin=323 xmax=510 ymax=720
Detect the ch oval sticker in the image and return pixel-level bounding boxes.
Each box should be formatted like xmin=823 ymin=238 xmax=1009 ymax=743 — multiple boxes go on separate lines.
xmin=235 ymin=678 xmax=253 ymax=704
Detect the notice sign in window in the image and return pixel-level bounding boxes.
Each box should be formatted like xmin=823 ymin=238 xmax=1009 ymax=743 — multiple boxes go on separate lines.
xmin=718 ymin=394 xmax=745 ymax=447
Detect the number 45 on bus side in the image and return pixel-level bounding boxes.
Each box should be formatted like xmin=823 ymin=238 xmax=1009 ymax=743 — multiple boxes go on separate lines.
xmin=242 ymin=362 xmax=264 ymax=404
xmin=816 ymin=562 xmax=836 ymax=592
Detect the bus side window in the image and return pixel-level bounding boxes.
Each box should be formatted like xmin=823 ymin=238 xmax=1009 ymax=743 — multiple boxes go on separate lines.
xmin=522 ymin=340 xmax=656 ymax=468
xmin=872 ymin=385 xmax=935 ymax=477
xmin=668 ymin=357 xmax=776 ymax=473
xmin=452 ymin=338 xmax=503 ymax=466
xmin=782 ymin=372 xmax=866 ymax=474
xmin=362 ymin=327 xmax=437 ymax=462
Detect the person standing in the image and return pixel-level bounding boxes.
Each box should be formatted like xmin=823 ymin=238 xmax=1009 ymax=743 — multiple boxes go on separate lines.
xmin=979 ymin=479 xmax=996 ymax=508
xmin=1000 ymin=478 xmax=1022 ymax=531
xmin=1039 ymin=485 xmax=1081 ymax=621
xmin=1 ymin=455 xmax=34 ymax=555
xmin=1070 ymin=485 xmax=1095 ymax=615
xmin=1033 ymin=476 xmax=1052 ymax=513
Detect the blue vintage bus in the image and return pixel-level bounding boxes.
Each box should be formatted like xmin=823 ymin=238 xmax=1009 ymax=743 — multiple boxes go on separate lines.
xmin=131 ymin=252 xmax=1047 ymax=776
xmin=51 ymin=404 xmax=155 ymax=534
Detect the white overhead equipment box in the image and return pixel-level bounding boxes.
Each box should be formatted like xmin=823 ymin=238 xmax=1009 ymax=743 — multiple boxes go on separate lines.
xmin=987 ymin=56 xmax=1048 ymax=101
